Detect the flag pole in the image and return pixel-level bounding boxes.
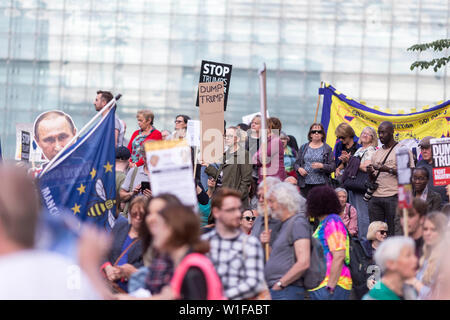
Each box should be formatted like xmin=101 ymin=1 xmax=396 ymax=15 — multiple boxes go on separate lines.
xmin=39 ymin=94 xmax=122 ymax=177
xmin=314 ymin=81 xmax=323 ymax=123
xmin=259 ymin=63 xmax=270 ymax=262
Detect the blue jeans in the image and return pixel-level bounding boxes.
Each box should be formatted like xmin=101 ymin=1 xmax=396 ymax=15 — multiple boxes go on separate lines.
xmin=270 ymin=285 xmax=305 ymax=300
xmin=309 ymin=286 xmax=350 ymax=300
xmin=348 ymin=190 xmax=370 ymax=240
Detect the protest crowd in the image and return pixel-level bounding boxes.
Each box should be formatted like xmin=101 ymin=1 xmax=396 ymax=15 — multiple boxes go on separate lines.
xmin=1 ymin=88 xmax=450 ymax=301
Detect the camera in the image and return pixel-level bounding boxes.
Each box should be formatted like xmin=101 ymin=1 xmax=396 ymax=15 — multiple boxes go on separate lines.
xmin=363 ymin=181 xmax=379 ymax=202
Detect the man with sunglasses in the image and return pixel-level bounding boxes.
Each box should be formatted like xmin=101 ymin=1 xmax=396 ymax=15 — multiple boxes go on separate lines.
xmin=202 ymin=188 xmax=266 ymax=300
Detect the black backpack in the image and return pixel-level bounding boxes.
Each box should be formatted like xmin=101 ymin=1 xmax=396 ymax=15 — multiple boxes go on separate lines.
xmin=287 ymin=216 xmax=327 ymax=290
xmin=342 ymin=205 xmax=372 ymax=299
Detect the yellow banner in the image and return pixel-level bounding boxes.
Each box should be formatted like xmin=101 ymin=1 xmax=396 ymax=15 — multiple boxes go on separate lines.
xmin=320 ymin=84 xmax=450 ymax=147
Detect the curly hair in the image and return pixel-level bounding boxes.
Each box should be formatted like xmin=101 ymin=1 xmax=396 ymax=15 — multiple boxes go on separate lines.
xmin=306 ymin=185 xmax=341 ymax=219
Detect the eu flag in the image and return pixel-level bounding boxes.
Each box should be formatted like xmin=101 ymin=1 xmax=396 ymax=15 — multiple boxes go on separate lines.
xmin=37 ymin=108 xmax=117 ymax=231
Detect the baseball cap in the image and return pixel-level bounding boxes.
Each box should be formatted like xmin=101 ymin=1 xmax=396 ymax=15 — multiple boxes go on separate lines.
xmin=116 ymin=146 xmax=131 ymax=160
xmin=418 ymin=136 xmax=434 ymax=149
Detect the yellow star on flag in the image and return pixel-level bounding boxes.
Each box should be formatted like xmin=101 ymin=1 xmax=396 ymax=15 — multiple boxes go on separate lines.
xmin=71 ymin=203 xmax=81 ymax=215
xmin=77 ymin=183 xmax=86 ymax=195
xmin=90 ymin=168 xmax=96 ymax=179
xmin=104 ymin=162 xmax=113 ymax=173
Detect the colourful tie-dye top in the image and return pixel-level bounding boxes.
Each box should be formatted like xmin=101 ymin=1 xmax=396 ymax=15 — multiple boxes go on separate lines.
xmin=310 ymin=214 xmax=352 ymax=291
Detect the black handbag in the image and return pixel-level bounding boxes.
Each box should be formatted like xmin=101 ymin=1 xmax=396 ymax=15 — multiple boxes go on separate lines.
xmin=343 ymin=170 xmax=369 ymax=193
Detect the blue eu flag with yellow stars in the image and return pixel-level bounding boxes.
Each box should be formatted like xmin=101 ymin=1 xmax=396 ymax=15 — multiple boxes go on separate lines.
xmin=37 ymin=108 xmax=117 ymax=231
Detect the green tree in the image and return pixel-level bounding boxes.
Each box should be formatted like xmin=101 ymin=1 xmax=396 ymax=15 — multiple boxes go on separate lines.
xmin=408 ymin=39 xmax=450 ymax=72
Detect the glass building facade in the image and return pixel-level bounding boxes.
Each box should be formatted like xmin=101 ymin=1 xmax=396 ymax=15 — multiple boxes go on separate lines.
xmin=1 ymin=0 xmax=449 ymax=158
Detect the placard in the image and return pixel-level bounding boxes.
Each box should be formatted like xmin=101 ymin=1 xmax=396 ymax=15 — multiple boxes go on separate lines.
xmin=431 ymin=137 xmax=450 ymax=186
xmin=199 ymin=81 xmax=225 ymax=164
xmin=144 ymin=139 xmax=198 ymax=207
xmin=186 ymin=120 xmax=201 ymax=147
xmin=196 ymin=60 xmax=232 ymax=110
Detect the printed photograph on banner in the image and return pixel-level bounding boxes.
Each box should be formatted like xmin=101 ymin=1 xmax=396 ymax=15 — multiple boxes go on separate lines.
xmin=144 ymin=139 xmax=198 ymax=207
xmin=430 ymin=137 xmax=450 ymax=186
xmin=33 ymin=110 xmax=78 ymax=162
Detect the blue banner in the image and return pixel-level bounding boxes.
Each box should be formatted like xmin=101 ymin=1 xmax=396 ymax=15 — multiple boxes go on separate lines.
xmin=38 ymin=108 xmax=117 ymax=231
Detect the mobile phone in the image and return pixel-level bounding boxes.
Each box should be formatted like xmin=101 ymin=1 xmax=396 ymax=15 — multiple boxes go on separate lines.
xmin=141 ymin=181 xmax=150 ymax=192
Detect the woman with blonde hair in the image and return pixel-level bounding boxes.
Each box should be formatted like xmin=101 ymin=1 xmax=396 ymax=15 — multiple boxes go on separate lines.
xmin=406 ymin=211 xmax=448 ymax=299
xmin=343 ymin=126 xmax=379 ymax=239
xmin=127 ymin=110 xmax=162 ymax=167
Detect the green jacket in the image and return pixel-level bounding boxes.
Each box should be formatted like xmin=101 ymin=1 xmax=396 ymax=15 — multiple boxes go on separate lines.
xmin=363 ymin=281 xmax=402 ymax=300
xmin=205 ymin=148 xmax=253 ymax=208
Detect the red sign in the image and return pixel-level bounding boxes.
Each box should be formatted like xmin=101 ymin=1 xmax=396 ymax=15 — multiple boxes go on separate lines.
xmin=432 ymin=167 xmax=450 ymax=186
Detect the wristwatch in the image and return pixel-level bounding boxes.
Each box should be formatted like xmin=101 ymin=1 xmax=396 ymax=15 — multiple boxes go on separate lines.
xmin=276 ymin=281 xmax=285 ymax=289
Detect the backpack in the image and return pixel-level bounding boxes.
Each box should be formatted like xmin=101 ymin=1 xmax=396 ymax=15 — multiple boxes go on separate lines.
xmin=287 ymin=216 xmax=327 ymax=290
xmin=346 ymin=232 xmax=372 ymax=299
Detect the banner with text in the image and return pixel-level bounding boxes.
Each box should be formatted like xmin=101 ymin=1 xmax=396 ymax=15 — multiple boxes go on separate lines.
xmin=320 ymin=84 xmax=450 ymax=149
xmin=431 ymin=137 xmax=450 ymax=186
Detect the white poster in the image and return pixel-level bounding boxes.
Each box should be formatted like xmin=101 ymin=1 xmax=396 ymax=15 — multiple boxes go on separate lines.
xmin=15 ymin=123 xmax=44 ymax=163
xmin=144 ymin=139 xmax=198 ymax=207
xmin=186 ymin=120 xmax=201 ymax=147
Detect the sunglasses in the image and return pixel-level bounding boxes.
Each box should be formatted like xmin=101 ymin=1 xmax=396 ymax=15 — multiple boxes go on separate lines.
xmin=311 ymin=130 xmax=322 ymax=134
xmin=243 ymin=216 xmax=256 ymax=222
xmin=378 ymin=230 xmax=388 ymax=235
xmin=337 ymin=136 xmax=346 ymax=140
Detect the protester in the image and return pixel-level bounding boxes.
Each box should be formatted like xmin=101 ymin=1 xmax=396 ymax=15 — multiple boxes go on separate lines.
xmin=412 ymin=167 xmax=442 ymax=212
xmin=416 ymin=136 xmax=449 ymax=205
xmin=127 ymin=110 xmax=162 ymax=167
xmin=204 ymin=126 xmax=253 ymax=209
xmin=101 ymin=196 xmax=146 ymax=293
xmin=287 ymin=135 xmax=299 ymax=153
xmin=405 ymin=212 xmax=447 ymax=299
xmin=246 ymin=114 xmax=261 ymax=160
xmin=363 ymin=237 xmax=418 ymax=300
xmin=280 ymin=131 xmax=297 ymax=178
xmin=306 ymin=185 xmax=352 ymax=300
xmin=94 ymin=90 xmax=124 ymax=147
xmin=364 ymin=221 xmax=388 ymax=290
xmin=398 ymin=198 xmax=427 ymax=260
xmin=294 ymin=123 xmax=336 ymax=199
xmin=335 ymin=188 xmax=358 ymax=237
xmin=120 ymin=203 xmax=224 ymax=300
xmin=264 ymin=182 xmax=311 ymax=300
xmin=119 ymin=146 xmax=152 ymax=215
xmin=334 ymin=122 xmax=361 ymax=177
xmin=202 ymin=188 xmax=266 ymax=300
xmin=33 ymin=110 xmax=77 ymax=161
xmin=366 ymin=121 xmax=414 ymax=236
xmin=115 ymin=146 xmax=131 ymax=215
xmin=172 ymin=114 xmax=190 ymax=140
xmin=345 ymin=126 xmax=378 ymax=240
xmin=253 ymin=117 xmax=286 ymax=184
xmin=251 ymin=177 xmax=283 ymax=249
xmin=241 ymin=209 xmax=256 ymax=235
xmin=0 ymin=165 xmax=100 ymax=299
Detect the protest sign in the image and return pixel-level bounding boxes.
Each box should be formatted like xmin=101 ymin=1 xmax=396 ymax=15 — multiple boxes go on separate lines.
xmin=199 ymin=81 xmax=225 ymax=164
xmin=15 ymin=123 xmax=43 ymax=162
xmin=186 ymin=120 xmax=201 ymax=148
xmin=144 ymin=139 xmax=198 ymax=207
xmin=431 ymin=137 xmax=450 ymax=186
xmin=196 ymin=60 xmax=232 ymax=110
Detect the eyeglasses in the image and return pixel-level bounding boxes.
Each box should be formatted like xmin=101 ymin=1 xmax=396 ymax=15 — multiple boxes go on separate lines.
xmin=311 ymin=130 xmax=322 ymax=135
xmin=337 ymin=136 xmax=346 ymax=140
xmin=412 ymin=176 xmax=427 ymax=181
xmin=378 ymin=230 xmax=388 ymax=235
xmin=243 ymin=216 xmax=256 ymax=222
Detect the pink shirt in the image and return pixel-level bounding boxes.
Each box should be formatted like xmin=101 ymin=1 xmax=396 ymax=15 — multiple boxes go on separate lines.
xmin=253 ymin=135 xmax=286 ymax=184
xmin=339 ymin=203 xmax=358 ymax=237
